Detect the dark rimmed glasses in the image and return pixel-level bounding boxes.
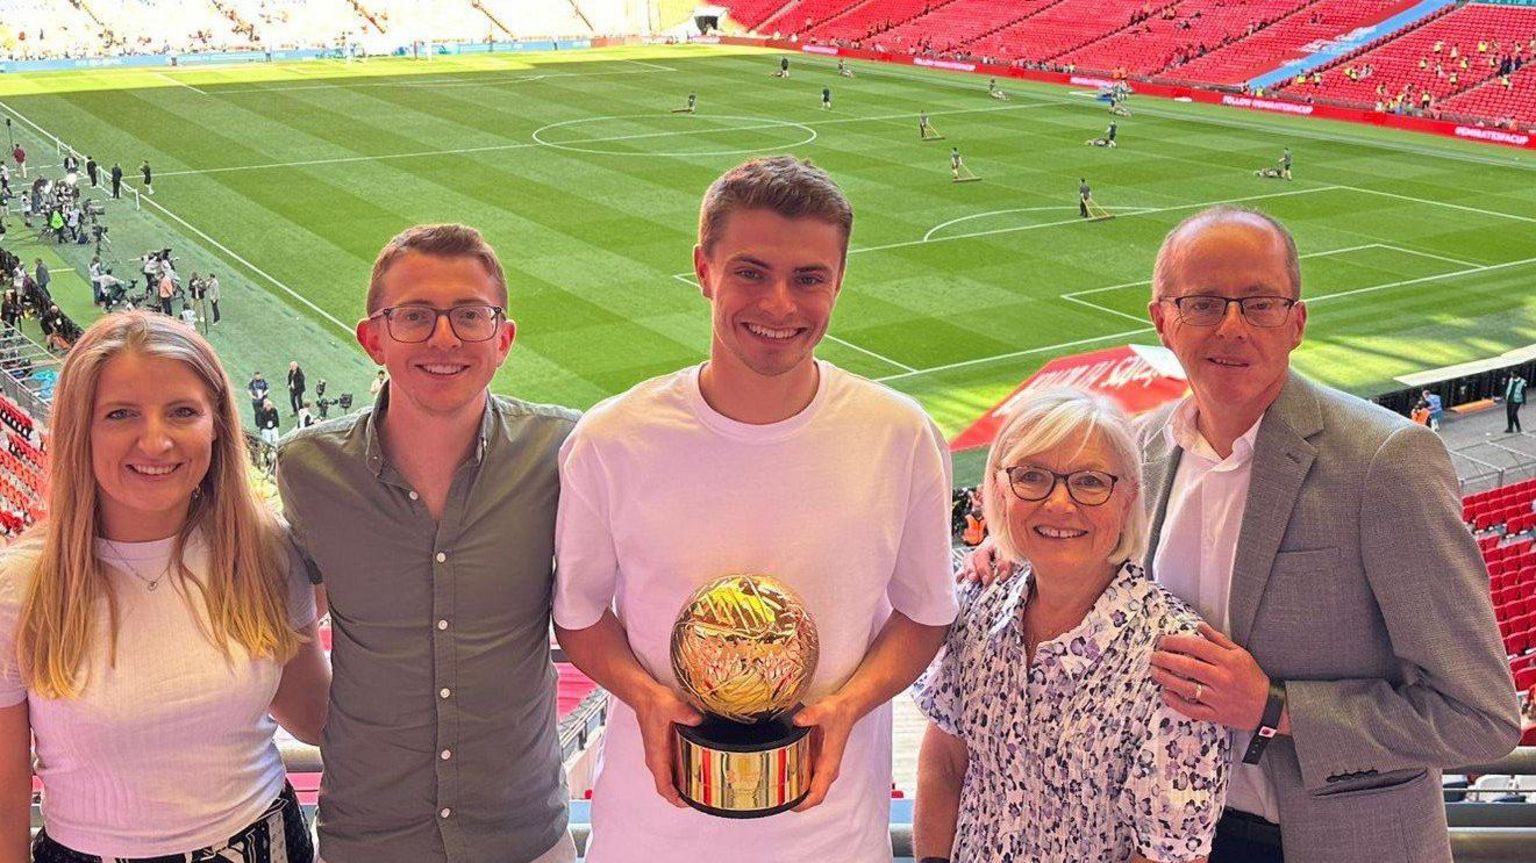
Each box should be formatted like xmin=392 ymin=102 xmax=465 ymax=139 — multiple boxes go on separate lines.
xmin=1160 ymin=295 xmax=1298 ymax=328
xmin=369 ymin=304 xmax=505 ymax=343
xmin=1002 ymin=465 xmax=1121 ymax=507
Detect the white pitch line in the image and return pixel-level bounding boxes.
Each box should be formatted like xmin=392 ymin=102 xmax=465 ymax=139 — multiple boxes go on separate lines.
xmin=1305 ymin=256 xmax=1536 ymax=304
xmin=876 ymin=326 xmax=1157 ymax=383
xmin=625 ymin=59 xmax=679 ymax=72
xmin=825 ymin=334 xmax=917 ymax=372
xmin=878 ymin=185 xmax=1339 ymax=255
xmin=922 ymin=206 xmax=1152 ymax=243
xmin=155 ymin=72 xmax=207 ymax=95
xmin=0 ymin=99 xmax=355 ymax=338
xmin=1062 ymin=294 xmax=1150 ymax=324
xmin=1062 ymin=242 xmax=1379 ymax=298
xmin=1338 ymin=184 xmax=1536 ymax=225
xmin=1373 ymin=243 xmax=1482 ymax=268
xmin=156 ymin=100 xmax=1054 ymax=178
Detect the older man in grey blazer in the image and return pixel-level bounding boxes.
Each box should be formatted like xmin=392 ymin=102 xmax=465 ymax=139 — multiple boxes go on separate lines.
xmin=1135 ymin=205 xmax=1520 ymax=862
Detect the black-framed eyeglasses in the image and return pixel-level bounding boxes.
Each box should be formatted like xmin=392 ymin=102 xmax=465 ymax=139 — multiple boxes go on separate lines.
xmin=369 ymin=304 xmax=505 ymax=343
xmin=1160 ymin=295 xmax=1298 ymax=328
xmin=1002 ymin=465 xmax=1121 ymax=506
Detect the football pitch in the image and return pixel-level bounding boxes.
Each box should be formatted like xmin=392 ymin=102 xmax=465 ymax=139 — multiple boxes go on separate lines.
xmin=2 ymin=43 xmax=1534 ymax=479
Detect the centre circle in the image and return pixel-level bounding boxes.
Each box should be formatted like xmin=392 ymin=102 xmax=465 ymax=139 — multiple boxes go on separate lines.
xmin=531 ymin=114 xmax=819 ymax=156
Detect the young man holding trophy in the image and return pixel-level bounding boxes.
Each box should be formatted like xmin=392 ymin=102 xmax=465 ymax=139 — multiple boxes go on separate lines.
xmin=553 ymin=156 xmax=957 ymax=862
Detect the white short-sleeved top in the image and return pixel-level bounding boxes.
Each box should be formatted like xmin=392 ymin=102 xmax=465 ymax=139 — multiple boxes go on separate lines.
xmin=915 ymin=562 xmax=1230 ymax=863
xmin=554 ymin=361 xmax=958 ymax=863
xmin=0 ymin=529 xmax=317 ymax=857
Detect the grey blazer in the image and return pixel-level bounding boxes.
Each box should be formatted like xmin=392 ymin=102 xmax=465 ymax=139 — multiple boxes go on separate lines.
xmin=1139 ymin=371 xmax=1520 ymax=863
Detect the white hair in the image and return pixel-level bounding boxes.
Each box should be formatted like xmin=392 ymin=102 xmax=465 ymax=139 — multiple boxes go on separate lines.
xmin=981 ymin=386 xmax=1147 ymax=567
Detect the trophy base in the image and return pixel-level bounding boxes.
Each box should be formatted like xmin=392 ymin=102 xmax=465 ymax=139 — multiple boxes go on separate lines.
xmin=674 ymin=714 xmax=812 ymax=818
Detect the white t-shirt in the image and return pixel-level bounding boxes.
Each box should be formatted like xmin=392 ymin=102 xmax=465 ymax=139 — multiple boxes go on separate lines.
xmin=554 ymin=361 xmax=958 ymax=863
xmin=0 ymin=529 xmax=316 ymax=857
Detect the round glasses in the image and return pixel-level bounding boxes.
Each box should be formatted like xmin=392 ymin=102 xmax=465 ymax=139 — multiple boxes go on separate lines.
xmin=1002 ymin=465 xmax=1120 ymax=507
xmin=370 ymin=304 xmax=504 ymax=343
xmin=1160 ymin=295 xmax=1298 ymax=328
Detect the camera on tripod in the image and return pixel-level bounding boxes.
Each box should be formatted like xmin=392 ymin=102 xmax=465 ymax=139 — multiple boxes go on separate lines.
xmin=312 ymin=380 xmax=354 ymax=419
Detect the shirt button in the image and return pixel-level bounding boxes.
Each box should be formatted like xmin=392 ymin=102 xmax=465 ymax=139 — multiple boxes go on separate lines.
xmin=437 ymin=619 xmax=449 ymax=630
xmin=440 ymin=688 xmax=451 ymax=699
xmin=440 ymin=749 xmax=452 ymax=760
xmin=435 ymin=552 xmax=446 ymax=563
xmin=409 ymin=491 xmax=419 ymax=501
xmin=440 ymin=808 xmax=452 ymax=818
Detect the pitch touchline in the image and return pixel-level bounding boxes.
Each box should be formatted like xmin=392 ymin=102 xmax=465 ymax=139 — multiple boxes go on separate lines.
xmin=0 ymin=99 xmax=356 ymax=338
xmin=209 ymin=61 xmax=675 ymax=94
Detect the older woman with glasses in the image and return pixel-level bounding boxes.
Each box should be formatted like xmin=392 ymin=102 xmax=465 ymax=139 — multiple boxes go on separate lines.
xmin=913 ymin=387 xmax=1229 ymax=863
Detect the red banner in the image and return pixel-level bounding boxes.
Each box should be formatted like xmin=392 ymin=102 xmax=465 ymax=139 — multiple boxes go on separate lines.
xmin=949 ymin=345 xmax=1189 ymax=452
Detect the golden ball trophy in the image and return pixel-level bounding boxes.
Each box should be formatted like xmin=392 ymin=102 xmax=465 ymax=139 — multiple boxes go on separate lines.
xmin=670 ymin=574 xmax=820 ymax=818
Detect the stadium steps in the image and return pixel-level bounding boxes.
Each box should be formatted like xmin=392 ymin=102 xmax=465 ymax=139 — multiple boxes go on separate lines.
xmin=72 ymin=0 xmax=108 ymax=31
xmin=1273 ymin=3 xmax=1535 ymax=106
xmin=1438 ymin=62 xmax=1536 ymax=124
xmin=728 ymin=0 xmax=802 ymax=31
xmin=1061 ymin=0 xmax=1309 ymax=76
xmin=470 ymin=0 xmax=517 ymax=38
xmin=952 ymin=0 xmax=1075 ymax=53
xmin=1045 ymin=0 xmax=1184 ymax=64
xmin=760 ymin=0 xmax=869 ymax=36
xmin=1156 ymin=0 xmax=1421 ymax=85
xmin=342 ymin=0 xmax=386 ymax=34
xmin=565 ymin=0 xmax=595 ymax=32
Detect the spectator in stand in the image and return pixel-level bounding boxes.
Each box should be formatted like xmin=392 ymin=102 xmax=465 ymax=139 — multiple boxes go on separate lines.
xmin=0 ymin=310 xmax=327 ymax=863
xmin=1410 ymin=399 xmax=1431 ymax=427
xmin=0 ymin=289 xmax=20 ymax=329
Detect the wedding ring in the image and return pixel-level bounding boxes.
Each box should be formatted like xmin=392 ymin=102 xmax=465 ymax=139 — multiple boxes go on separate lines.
xmin=1192 ymin=682 xmax=1204 ymax=703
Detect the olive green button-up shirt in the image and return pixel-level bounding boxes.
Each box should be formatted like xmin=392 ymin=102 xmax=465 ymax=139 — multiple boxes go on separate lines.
xmin=276 ymin=387 xmax=578 ymax=863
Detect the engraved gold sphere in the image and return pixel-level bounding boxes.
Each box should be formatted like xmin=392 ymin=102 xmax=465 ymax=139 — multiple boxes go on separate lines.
xmin=670 ymin=574 xmax=820 ymax=724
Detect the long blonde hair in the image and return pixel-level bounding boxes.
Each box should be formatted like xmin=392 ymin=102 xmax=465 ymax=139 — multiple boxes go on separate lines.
xmin=17 ymin=311 xmax=300 ymax=698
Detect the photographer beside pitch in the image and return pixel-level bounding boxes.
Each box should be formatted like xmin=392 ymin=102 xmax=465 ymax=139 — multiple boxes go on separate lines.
xmin=963 ymin=205 xmax=1517 ymax=862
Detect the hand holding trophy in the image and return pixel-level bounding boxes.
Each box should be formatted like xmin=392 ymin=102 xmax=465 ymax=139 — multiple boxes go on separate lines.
xmin=669 ymin=574 xmax=820 ymax=817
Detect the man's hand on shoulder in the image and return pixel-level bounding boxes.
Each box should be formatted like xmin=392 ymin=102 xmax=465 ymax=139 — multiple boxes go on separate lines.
xmin=955 ymin=537 xmax=1014 ymax=586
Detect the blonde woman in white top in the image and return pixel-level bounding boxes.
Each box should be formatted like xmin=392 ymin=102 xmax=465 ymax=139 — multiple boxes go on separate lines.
xmin=0 ymin=311 xmax=329 ymax=863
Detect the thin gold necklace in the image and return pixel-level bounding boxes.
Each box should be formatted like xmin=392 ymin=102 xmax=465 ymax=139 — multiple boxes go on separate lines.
xmin=103 ymin=542 xmax=173 ymax=592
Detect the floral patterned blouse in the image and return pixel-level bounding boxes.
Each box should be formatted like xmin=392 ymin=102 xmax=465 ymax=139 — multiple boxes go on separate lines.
xmin=915 ymin=561 xmax=1229 ymax=863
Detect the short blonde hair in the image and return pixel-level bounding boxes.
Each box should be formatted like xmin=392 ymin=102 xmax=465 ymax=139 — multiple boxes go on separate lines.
xmin=981 ymin=386 xmax=1147 ymax=568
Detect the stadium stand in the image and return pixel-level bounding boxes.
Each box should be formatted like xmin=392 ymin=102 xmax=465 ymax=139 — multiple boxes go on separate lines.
xmin=861 ymin=0 xmax=1060 ymax=55
xmin=1275 ymin=3 xmax=1536 ymax=109
xmin=210 ymin=0 xmax=370 ymax=50
xmin=1439 ymin=60 xmax=1536 ymax=126
xmin=1059 ymin=0 xmax=1313 ymax=76
xmin=1163 ymin=0 xmax=1420 ymax=84
xmin=725 ymin=0 xmax=801 ymax=31
xmin=758 ymin=0 xmax=863 ymax=37
xmin=0 ymin=0 xmax=105 ymax=60
xmin=476 ymin=0 xmax=599 ymax=37
xmin=961 ymin=0 xmax=1156 ymax=63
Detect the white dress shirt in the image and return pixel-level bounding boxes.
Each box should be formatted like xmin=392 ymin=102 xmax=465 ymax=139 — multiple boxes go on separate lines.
xmin=1153 ymin=396 xmax=1281 ymax=823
